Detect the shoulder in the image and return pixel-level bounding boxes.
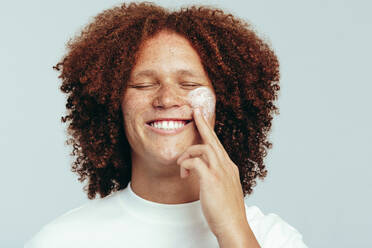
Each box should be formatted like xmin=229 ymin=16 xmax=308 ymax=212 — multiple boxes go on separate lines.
xmin=24 ymin=190 xmax=124 ymax=248
xmin=244 ymin=204 xmax=308 ymax=248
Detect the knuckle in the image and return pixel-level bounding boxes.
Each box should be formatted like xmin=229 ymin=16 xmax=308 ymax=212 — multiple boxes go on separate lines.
xmin=232 ymin=165 xmax=240 ymax=177
xmin=204 ymin=143 xmax=213 ymax=152
xmin=208 ymin=170 xmax=219 ymax=182
xmin=234 ymin=166 xmax=240 ymax=175
xmin=193 ymin=157 xmax=202 ymax=163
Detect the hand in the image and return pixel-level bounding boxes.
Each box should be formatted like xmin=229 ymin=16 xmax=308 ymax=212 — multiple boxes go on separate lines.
xmin=176 ymin=107 xmax=249 ymax=239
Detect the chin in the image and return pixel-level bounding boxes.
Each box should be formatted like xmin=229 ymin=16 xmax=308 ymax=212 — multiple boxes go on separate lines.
xmin=160 ymin=147 xmax=184 ymax=162
xmin=153 ymin=143 xmax=190 ymax=164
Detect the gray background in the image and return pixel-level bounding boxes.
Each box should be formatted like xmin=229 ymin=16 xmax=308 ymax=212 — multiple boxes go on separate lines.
xmin=1 ymin=0 xmax=371 ymax=247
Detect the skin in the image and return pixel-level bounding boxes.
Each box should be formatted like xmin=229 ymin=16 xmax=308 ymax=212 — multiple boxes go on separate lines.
xmin=187 ymin=87 xmax=216 ymax=121
xmin=121 ymin=30 xmax=216 ymax=204
xmin=121 ymin=30 xmax=260 ymax=247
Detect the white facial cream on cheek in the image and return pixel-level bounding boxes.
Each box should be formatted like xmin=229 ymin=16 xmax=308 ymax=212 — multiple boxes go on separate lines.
xmin=187 ymin=87 xmax=216 ymax=120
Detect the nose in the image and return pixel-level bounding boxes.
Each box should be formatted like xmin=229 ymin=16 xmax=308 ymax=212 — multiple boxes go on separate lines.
xmin=152 ymin=83 xmax=185 ymax=109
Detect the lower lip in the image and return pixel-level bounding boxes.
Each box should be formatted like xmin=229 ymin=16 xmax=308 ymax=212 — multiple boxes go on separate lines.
xmin=145 ymin=121 xmax=193 ymax=135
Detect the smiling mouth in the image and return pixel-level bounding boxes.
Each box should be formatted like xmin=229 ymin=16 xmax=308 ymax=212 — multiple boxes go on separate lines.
xmin=146 ymin=120 xmax=192 ymax=127
xmin=145 ymin=119 xmax=193 ymax=134
xmin=146 ymin=119 xmax=192 ymax=124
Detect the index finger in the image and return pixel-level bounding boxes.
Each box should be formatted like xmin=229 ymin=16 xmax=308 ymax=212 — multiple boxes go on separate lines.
xmin=193 ymin=107 xmax=226 ymax=155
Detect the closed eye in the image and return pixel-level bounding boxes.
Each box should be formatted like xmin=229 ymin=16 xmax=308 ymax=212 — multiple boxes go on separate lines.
xmin=129 ymin=83 xmax=157 ymax=89
xmin=129 ymin=82 xmax=200 ymax=89
xmin=131 ymin=85 xmax=152 ymax=88
xmin=180 ymin=82 xmax=200 ymax=88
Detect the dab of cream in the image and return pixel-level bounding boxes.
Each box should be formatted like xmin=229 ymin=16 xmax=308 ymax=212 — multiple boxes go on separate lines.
xmin=187 ymin=87 xmax=216 ymax=120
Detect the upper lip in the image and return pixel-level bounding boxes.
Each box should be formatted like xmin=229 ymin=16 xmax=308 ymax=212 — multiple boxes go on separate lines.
xmin=146 ymin=118 xmax=192 ymax=124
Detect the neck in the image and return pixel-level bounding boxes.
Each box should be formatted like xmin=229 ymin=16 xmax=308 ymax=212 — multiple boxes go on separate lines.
xmin=130 ymin=151 xmax=200 ymax=204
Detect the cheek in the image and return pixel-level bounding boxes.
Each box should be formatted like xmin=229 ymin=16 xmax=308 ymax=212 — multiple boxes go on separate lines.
xmin=187 ymin=87 xmax=216 ymax=120
xmin=122 ymin=97 xmax=135 ymax=121
xmin=121 ymin=92 xmax=143 ymax=131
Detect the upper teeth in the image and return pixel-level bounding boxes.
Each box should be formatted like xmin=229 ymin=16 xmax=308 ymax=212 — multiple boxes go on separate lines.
xmin=150 ymin=120 xmax=187 ymax=130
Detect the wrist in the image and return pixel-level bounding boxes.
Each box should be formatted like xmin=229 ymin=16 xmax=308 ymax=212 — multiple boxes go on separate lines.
xmin=216 ymin=221 xmax=261 ymax=248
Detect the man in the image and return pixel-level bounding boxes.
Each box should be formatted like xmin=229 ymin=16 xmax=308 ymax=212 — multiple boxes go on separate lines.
xmin=25 ymin=2 xmax=307 ymax=247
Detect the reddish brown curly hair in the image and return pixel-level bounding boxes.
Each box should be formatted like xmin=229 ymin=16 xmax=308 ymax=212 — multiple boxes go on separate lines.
xmin=53 ymin=2 xmax=280 ymax=200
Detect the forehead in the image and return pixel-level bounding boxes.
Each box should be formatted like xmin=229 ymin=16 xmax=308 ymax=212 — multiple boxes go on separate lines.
xmin=130 ymin=30 xmax=209 ymax=81
xmin=140 ymin=30 xmax=192 ymax=51
xmin=134 ymin=31 xmax=202 ymax=65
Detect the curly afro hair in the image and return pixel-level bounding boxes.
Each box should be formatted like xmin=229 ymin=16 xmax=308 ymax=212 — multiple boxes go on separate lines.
xmin=53 ymin=2 xmax=280 ymax=200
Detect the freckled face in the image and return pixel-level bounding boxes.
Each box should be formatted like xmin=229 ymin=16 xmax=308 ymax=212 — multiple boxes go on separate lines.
xmin=121 ymin=30 xmax=216 ymax=166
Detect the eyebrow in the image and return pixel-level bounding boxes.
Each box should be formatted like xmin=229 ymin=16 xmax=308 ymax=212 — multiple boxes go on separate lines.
xmin=132 ymin=69 xmax=202 ymax=79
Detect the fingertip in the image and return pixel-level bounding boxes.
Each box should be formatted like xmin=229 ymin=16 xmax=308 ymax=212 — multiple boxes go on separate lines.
xmin=194 ymin=107 xmax=205 ymax=121
xmin=177 ymin=153 xmax=187 ymax=165
xmin=194 ymin=107 xmax=200 ymax=115
xmin=180 ymin=168 xmax=190 ymax=179
xmin=176 ymin=157 xmax=182 ymax=165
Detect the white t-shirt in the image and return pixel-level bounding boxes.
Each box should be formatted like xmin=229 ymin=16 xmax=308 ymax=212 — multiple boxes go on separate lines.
xmin=24 ymin=182 xmax=308 ymax=248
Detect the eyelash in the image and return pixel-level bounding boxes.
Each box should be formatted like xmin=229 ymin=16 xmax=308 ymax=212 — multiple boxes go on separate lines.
xmin=181 ymin=83 xmax=199 ymax=87
xmin=131 ymin=85 xmax=152 ymax=88
xmin=131 ymin=83 xmax=199 ymax=89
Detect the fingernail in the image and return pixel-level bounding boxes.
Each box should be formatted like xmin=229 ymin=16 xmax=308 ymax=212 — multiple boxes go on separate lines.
xmin=202 ymin=112 xmax=208 ymax=121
